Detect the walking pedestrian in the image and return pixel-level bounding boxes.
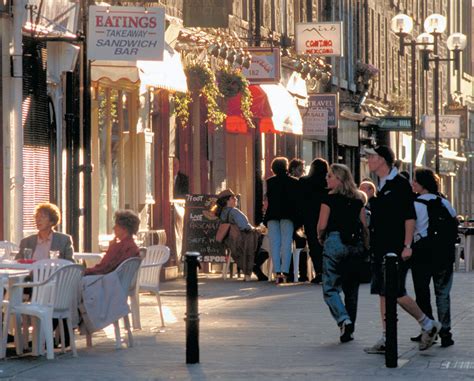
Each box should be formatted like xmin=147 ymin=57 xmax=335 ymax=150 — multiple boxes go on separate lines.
xmin=317 ymin=164 xmax=369 ymax=342
xmin=299 ymin=158 xmax=329 ymax=284
xmin=264 ymin=157 xmax=300 ymax=284
xmin=410 ymin=168 xmax=457 ymax=347
xmin=288 ymin=158 xmax=307 ymax=282
xmin=363 ymin=145 xmax=441 ymax=354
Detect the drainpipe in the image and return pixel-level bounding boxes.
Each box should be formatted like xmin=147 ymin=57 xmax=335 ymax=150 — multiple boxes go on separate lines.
xmin=10 ymin=0 xmax=26 ymax=243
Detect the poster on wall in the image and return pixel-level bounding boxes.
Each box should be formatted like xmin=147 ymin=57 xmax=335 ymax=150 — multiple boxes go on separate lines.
xmin=242 ymin=47 xmax=281 ymax=84
xmin=88 ymin=6 xmax=165 ymax=61
xmin=295 ymin=22 xmax=343 ymax=57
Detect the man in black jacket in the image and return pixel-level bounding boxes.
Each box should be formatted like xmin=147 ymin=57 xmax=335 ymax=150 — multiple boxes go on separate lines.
xmin=363 ymin=145 xmax=441 ymax=354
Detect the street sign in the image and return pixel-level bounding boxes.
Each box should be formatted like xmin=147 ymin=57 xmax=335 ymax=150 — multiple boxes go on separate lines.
xmin=377 ymin=117 xmax=412 ymax=131
xmin=422 ymin=115 xmax=461 ymax=139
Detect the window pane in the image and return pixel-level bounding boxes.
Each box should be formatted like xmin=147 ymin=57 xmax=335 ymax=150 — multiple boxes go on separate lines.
xmin=110 ymin=89 xmax=120 ymax=216
xmin=98 ymin=87 xmax=108 ymax=235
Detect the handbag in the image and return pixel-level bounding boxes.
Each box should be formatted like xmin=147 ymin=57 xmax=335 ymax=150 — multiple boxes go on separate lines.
xmin=216 ymin=223 xmax=231 ymax=243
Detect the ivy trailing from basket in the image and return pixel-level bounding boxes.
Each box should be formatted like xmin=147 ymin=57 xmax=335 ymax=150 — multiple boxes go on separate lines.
xmin=184 ymin=62 xmax=226 ymax=126
xmin=217 ymin=67 xmax=254 ymax=128
xmin=172 ymin=92 xmax=191 ymax=128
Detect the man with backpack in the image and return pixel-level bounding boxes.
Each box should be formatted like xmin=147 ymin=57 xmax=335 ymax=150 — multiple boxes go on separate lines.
xmin=411 ymin=167 xmax=458 ymax=347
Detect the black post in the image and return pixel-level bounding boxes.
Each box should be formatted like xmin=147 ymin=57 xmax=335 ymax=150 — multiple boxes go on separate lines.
xmin=384 ymin=253 xmax=398 ymax=368
xmin=433 ymin=34 xmax=440 ymax=175
xmin=410 ymin=40 xmax=417 ymax=180
xmin=185 ymin=251 xmax=200 ymax=364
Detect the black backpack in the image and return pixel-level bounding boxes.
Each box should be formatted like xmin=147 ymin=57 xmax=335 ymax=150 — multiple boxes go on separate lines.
xmin=415 ymin=196 xmax=458 ymax=250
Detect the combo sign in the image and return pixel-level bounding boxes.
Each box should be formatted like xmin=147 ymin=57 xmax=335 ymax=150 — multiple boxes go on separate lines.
xmin=88 ymin=6 xmax=165 ymax=61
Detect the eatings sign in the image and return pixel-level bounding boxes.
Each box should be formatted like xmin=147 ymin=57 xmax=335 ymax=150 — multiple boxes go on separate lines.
xmin=88 ymin=6 xmax=165 ymax=61
xmin=295 ymin=22 xmax=343 ymax=57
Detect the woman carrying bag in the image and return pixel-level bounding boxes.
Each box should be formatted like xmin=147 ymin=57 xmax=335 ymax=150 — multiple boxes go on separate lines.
xmin=212 ymin=189 xmax=261 ymax=281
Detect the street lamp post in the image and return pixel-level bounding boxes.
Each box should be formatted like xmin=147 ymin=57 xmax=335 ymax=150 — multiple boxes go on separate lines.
xmin=391 ymin=13 xmax=467 ymax=176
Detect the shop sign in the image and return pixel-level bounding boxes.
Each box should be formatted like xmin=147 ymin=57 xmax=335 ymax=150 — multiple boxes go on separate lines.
xmin=88 ymin=6 xmax=165 ymax=61
xmin=242 ymin=48 xmax=281 ymax=84
xmin=422 ymin=115 xmax=461 ymax=139
xmin=183 ymin=0 xmax=232 ymax=28
xmin=306 ymin=94 xmax=338 ymax=129
xmin=295 ymin=22 xmax=343 ymax=57
xmin=378 ymin=117 xmax=412 ymax=131
xmin=303 ymin=109 xmax=328 ymax=136
xmin=445 ymin=104 xmax=468 ymax=138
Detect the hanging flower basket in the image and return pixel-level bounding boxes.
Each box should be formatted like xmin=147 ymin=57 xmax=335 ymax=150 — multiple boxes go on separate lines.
xmin=216 ymin=67 xmax=254 ymax=128
xmin=355 ymin=62 xmax=379 ymax=83
xmin=183 ymin=62 xmax=226 ymax=126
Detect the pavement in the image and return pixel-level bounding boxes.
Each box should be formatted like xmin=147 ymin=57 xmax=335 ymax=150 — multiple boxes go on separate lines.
xmin=0 ymin=265 xmax=473 ymax=381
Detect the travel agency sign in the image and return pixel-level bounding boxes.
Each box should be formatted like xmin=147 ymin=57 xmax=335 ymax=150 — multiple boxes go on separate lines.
xmin=295 ymin=22 xmax=343 ymax=57
xmin=88 ymin=6 xmax=165 ymax=61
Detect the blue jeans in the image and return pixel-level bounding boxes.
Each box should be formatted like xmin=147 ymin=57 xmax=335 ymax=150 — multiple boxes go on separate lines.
xmin=267 ymin=219 xmax=294 ymax=273
xmin=322 ymin=232 xmax=360 ymax=326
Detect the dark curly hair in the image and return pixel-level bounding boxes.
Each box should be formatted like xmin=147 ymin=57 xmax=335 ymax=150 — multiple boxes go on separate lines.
xmin=114 ymin=210 xmax=141 ymax=236
xmin=414 ymin=168 xmax=439 ymax=194
xmin=271 ymin=157 xmax=289 ymax=176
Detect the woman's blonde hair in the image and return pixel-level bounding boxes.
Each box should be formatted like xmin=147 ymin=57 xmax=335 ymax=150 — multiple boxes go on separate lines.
xmin=329 ymin=164 xmax=363 ymax=201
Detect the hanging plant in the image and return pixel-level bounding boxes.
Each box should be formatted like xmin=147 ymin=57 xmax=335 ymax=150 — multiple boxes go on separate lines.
xmin=355 ymin=61 xmax=379 ymax=83
xmin=172 ymin=92 xmax=191 ymax=128
xmin=184 ymin=62 xmax=226 ymax=126
xmin=216 ymin=67 xmax=254 ymax=128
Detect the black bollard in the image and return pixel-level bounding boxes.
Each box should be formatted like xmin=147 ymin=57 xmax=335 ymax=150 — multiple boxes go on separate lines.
xmin=384 ymin=253 xmax=398 ymax=368
xmin=185 ymin=251 xmax=200 ymax=364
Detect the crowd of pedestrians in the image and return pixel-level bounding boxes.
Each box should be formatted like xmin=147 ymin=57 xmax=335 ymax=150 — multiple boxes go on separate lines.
xmin=214 ymin=144 xmax=458 ymax=354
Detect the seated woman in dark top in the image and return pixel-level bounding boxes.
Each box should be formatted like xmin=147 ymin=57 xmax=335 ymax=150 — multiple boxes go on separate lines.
xmin=85 ymin=210 xmax=140 ymax=276
xmin=211 ymin=189 xmax=261 ymax=281
xmin=317 ymin=164 xmax=369 ymax=343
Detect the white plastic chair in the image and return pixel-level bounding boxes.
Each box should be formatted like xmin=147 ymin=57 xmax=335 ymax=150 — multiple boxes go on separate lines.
xmin=4 ymin=264 xmax=84 ymax=359
xmin=0 ymin=241 xmax=19 ymax=259
xmin=86 ymin=257 xmax=142 ymax=349
xmin=131 ymin=245 xmax=170 ymax=330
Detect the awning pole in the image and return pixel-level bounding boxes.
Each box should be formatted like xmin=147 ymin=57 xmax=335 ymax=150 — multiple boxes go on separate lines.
xmin=10 ymin=0 xmax=26 ymax=243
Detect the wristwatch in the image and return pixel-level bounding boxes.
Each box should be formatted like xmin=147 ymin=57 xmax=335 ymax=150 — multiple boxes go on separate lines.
xmin=404 ymin=244 xmax=412 ymax=249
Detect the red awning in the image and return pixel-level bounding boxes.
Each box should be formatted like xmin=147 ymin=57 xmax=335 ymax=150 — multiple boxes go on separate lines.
xmin=225 ymin=85 xmax=276 ymax=134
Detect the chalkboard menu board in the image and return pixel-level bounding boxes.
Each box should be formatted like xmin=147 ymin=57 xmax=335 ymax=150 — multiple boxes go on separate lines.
xmin=183 ymin=194 xmax=226 ymax=262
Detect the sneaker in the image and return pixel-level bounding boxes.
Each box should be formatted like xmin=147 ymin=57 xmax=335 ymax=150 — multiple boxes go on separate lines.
xmin=364 ymin=337 xmax=386 ymax=354
xmin=419 ymin=321 xmax=442 ymax=351
xmin=340 ymin=320 xmax=354 ymax=343
xmin=411 ymin=333 xmax=438 ymax=343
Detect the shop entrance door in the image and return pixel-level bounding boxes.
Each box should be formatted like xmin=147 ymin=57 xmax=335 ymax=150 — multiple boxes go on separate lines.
xmin=225 ymin=133 xmax=255 ymax=224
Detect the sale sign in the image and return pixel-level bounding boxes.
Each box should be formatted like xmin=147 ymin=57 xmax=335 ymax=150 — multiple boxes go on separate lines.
xmin=88 ymin=6 xmax=165 ymax=61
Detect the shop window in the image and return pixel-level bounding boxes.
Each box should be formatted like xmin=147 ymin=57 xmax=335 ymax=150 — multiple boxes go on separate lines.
xmin=96 ymin=85 xmax=136 ymax=236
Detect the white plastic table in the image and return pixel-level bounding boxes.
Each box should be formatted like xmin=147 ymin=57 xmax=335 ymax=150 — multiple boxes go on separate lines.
xmin=0 ymin=269 xmax=30 ymax=359
xmin=73 ymin=252 xmax=104 ymax=268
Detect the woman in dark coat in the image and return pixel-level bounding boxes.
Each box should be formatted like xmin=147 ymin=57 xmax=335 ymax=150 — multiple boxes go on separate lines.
xmin=264 ymin=157 xmax=300 ymax=284
xmin=299 ymin=158 xmax=329 ymax=284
